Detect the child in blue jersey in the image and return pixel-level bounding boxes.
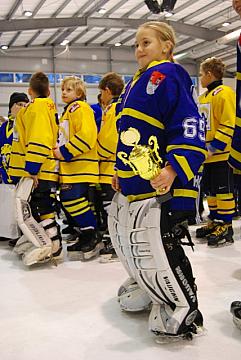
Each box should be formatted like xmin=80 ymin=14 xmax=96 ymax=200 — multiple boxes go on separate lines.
xmin=0 ymin=92 xmax=29 ymax=184
xmin=110 ymin=21 xmax=207 ymax=341
xmin=53 ymin=76 xmax=102 ymax=261
xmin=230 ymin=0 xmax=241 ymax=332
xmin=0 ymin=92 xmax=28 ymax=243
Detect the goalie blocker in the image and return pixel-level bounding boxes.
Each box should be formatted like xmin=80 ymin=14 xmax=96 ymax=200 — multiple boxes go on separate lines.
xmin=108 ymin=192 xmax=203 ymax=337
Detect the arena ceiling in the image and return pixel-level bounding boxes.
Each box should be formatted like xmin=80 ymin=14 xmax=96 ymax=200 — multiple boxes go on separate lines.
xmin=0 ymin=0 xmax=240 ymax=73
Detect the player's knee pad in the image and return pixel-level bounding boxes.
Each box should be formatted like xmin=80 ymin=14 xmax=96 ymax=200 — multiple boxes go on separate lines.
xmin=118 ymin=196 xmax=198 ymax=335
xmin=15 ymin=178 xmax=52 ymax=250
xmin=108 ymin=192 xmax=136 ymax=280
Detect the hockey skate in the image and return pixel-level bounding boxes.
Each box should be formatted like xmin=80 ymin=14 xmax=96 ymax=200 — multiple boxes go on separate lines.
xmin=67 ymin=229 xmax=104 ymax=261
xmin=99 ymin=233 xmax=119 ymax=263
xmin=207 ymin=223 xmax=234 ymax=247
xmin=230 ymin=301 xmax=241 ymax=330
xmin=195 ymin=221 xmax=218 ymax=239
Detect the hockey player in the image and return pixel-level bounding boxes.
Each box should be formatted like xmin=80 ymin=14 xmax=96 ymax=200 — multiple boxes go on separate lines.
xmin=8 ymin=72 xmax=63 ymax=265
xmin=53 ymin=76 xmax=102 ymax=261
xmin=109 ymin=21 xmax=207 ymax=341
xmin=196 ymin=58 xmax=235 ymax=247
xmin=229 ymin=0 xmax=241 ymax=332
xmin=0 ymin=92 xmax=29 ymax=244
xmin=97 ymin=72 xmax=124 ymax=262
xmin=0 ymin=92 xmax=29 ymax=184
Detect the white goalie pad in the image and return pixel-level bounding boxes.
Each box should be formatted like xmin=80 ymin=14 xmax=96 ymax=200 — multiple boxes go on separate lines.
xmin=119 ymin=279 xmax=152 ymax=312
xmin=0 ymin=184 xmax=20 ymax=238
xmin=108 ymin=192 xmax=136 ymax=280
xmin=109 ymin=193 xmax=194 ymax=335
xmin=15 ymin=178 xmax=52 ymax=249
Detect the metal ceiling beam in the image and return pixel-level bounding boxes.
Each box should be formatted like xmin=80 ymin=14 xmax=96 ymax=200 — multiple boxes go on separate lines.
xmin=101 ymin=29 xmax=125 ymax=46
xmin=181 ymin=0 xmax=223 ymax=22
xmin=0 ymin=16 xmax=224 ymax=41
xmin=8 ymin=31 xmax=21 ymax=46
xmin=51 ymin=0 xmax=109 ymax=45
xmin=84 ymin=28 xmax=106 ymax=46
xmin=6 ymin=0 xmax=23 ymax=20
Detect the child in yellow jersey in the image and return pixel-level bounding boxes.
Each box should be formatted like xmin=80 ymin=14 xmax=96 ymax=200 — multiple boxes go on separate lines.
xmin=8 ymin=72 xmax=63 ymax=262
xmin=196 ymin=57 xmax=236 ymax=247
xmin=97 ymin=72 xmax=124 ymax=262
xmin=53 ymin=76 xmax=102 ymax=260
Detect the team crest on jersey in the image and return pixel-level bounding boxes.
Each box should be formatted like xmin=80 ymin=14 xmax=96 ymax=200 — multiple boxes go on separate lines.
xmin=238 ymin=34 xmax=241 ymax=52
xmin=212 ymin=88 xmax=223 ymax=96
xmin=69 ymin=103 xmax=80 ymax=113
xmin=146 ymin=71 xmax=166 ymax=95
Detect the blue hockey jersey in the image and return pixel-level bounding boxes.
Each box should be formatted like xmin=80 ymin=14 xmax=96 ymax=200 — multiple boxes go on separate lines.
xmin=116 ymin=60 xmax=207 ymax=209
xmin=229 ymin=34 xmax=241 ymax=171
xmin=0 ymin=115 xmax=14 ymax=183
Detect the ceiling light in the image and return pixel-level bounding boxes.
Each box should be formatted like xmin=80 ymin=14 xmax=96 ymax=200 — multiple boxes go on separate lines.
xmin=98 ymin=7 xmax=107 ymax=14
xmin=0 ymin=45 xmax=9 ymax=50
xmin=60 ymin=39 xmax=70 ymax=46
xmin=222 ymin=22 xmax=231 ymax=27
xmin=23 ymin=10 xmax=33 ymax=17
xmin=114 ymin=42 xmax=122 ymax=47
xmin=174 ymin=52 xmax=188 ymax=60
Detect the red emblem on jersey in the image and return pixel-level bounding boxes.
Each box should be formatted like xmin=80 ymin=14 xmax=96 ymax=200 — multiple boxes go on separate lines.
xmin=150 ymin=71 xmax=166 ymax=86
xmin=69 ymin=103 xmax=80 ymax=113
xmin=146 ymin=71 xmax=166 ymax=95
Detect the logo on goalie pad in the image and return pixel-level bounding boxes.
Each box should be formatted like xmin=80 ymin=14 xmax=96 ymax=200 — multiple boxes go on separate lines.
xmin=175 ymin=266 xmax=196 ymax=303
xmin=163 ymin=276 xmax=180 ymax=302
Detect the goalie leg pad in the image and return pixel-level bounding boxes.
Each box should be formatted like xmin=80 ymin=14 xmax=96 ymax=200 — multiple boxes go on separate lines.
xmin=22 ymin=219 xmax=63 ymax=265
xmin=121 ymin=197 xmax=198 ymax=335
xmin=108 ymin=192 xmax=137 ymax=282
xmin=16 ymin=178 xmax=52 ymax=249
xmin=13 ymin=235 xmax=33 ymax=255
xmin=119 ymin=281 xmax=152 ymax=312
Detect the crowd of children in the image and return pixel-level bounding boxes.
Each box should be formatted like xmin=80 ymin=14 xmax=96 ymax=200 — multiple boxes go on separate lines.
xmin=0 ymin=70 xmax=124 ymax=264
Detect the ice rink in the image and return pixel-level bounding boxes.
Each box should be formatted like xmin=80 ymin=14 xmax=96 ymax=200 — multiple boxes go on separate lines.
xmin=0 ymin=219 xmax=241 ymax=360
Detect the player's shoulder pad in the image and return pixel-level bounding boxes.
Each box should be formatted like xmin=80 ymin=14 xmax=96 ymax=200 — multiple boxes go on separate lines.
xmin=212 ymin=87 xmax=223 ymax=96
xmin=69 ymin=102 xmax=80 ymax=113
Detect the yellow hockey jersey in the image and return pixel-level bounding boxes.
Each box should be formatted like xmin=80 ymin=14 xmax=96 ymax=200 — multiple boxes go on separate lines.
xmin=58 ymin=100 xmax=99 ymax=184
xmin=199 ymin=85 xmax=235 ymax=163
xmin=9 ymin=98 xmax=59 ymax=181
xmin=97 ymin=102 xmax=118 ymax=184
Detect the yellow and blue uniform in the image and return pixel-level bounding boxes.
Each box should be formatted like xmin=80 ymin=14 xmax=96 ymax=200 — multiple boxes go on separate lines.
xmin=58 ymin=100 xmax=98 ymax=229
xmin=8 ymin=98 xmax=59 ymax=182
xmin=229 ymin=34 xmax=241 ymax=170
xmin=97 ymin=99 xmax=118 ymax=184
xmin=199 ymin=81 xmax=236 ymax=222
xmin=199 ymin=82 xmax=235 ymax=163
xmin=116 ymin=60 xmax=207 ymax=212
xmin=0 ymin=115 xmax=15 ymax=184
xmin=8 ymin=97 xmax=59 ymax=221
